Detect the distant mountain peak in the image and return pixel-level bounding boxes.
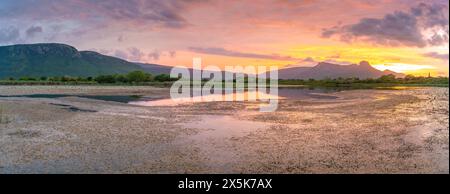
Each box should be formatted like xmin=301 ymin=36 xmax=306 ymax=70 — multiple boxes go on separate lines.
xmin=316 ymin=62 xmax=339 ymax=67
xmin=358 ymin=61 xmax=372 ymax=67
xmin=9 ymin=43 xmax=78 ymax=52
xmin=10 ymin=43 xmax=75 ymax=48
xmin=278 ymin=61 xmax=405 ymax=79
xmin=2 ymin=43 xmax=80 ymax=58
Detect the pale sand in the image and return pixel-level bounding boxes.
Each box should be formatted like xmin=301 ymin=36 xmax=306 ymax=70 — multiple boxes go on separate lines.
xmin=0 ymin=86 xmax=448 ymax=173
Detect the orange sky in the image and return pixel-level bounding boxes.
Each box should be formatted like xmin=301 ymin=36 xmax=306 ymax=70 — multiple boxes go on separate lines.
xmin=1 ymin=0 xmax=448 ymax=76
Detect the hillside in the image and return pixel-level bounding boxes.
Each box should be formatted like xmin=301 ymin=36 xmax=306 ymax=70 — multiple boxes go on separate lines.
xmin=0 ymin=43 xmax=170 ymax=78
xmin=0 ymin=43 xmax=406 ymax=80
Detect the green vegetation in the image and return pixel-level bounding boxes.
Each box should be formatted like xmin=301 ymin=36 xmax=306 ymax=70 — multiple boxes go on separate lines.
xmin=0 ymin=73 xmax=448 ymax=88
xmin=0 ymin=43 xmax=146 ymax=79
xmin=94 ymin=71 xmax=155 ymax=83
xmin=0 ymin=71 xmax=176 ymax=86
xmin=154 ymin=74 xmax=178 ymax=82
xmin=279 ymin=74 xmax=449 ymax=88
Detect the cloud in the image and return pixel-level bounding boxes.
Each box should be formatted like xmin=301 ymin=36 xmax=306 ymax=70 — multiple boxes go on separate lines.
xmin=411 ymin=2 xmax=449 ymax=28
xmin=25 ymin=26 xmax=43 ymax=37
xmin=428 ymin=32 xmax=449 ymax=46
xmin=127 ymin=47 xmax=145 ymax=61
xmin=284 ymin=56 xmax=319 ymax=67
xmin=113 ymin=47 xmax=146 ymax=61
xmin=285 ymin=57 xmax=355 ymax=68
xmin=111 ymin=48 xmax=168 ymax=62
xmin=321 ymin=59 xmax=353 ymax=66
xmin=88 ymin=48 xmax=112 ymax=55
xmin=148 ymin=50 xmax=161 ymax=61
xmin=351 ymin=12 xmax=425 ymax=46
xmin=0 ymin=0 xmax=191 ymax=29
xmin=302 ymin=57 xmax=315 ymax=62
xmin=169 ymin=51 xmax=176 ymax=58
xmin=117 ymin=35 xmax=124 ymax=42
xmin=424 ymin=52 xmax=449 ymax=60
xmin=321 ymin=25 xmax=340 ymax=38
xmin=322 ymin=2 xmax=449 ymax=47
xmin=188 ymin=47 xmax=302 ymax=61
xmin=0 ymin=26 xmax=20 ymax=44
xmin=114 ymin=50 xmax=129 ymax=59
xmin=91 ymin=0 xmax=189 ymax=28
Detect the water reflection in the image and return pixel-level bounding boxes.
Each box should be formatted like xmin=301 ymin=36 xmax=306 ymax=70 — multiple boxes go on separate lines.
xmin=129 ymin=89 xmax=281 ymax=106
xmin=129 ymin=88 xmax=339 ymax=107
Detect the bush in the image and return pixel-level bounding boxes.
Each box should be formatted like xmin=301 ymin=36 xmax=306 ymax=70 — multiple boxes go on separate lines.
xmin=126 ymin=71 xmax=153 ymax=82
xmin=378 ymin=74 xmax=396 ymax=82
xmin=95 ymin=75 xmax=117 ymax=83
xmin=154 ymin=74 xmax=172 ymax=82
xmin=115 ymin=75 xmax=128 ymax=83
xmin=19 ymin=77 xmax=36 ymax=81
xmin=49 ymin=77 xmax=61 ymax=82
xmin=61 ymin=76 xmax=74 ymax=82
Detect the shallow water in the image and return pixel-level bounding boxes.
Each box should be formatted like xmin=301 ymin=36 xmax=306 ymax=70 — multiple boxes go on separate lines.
xmin=0 ymin=86 xmax=448 ymax=173
xmin=130 ymin=88 xmax=339 ymax=107
xmin=179 ymin=115 xmax=270 ymax=140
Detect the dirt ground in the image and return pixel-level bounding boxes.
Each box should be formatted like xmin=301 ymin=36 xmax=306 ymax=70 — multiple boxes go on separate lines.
xmin=0 ymin=85 xmax=448 ymax=173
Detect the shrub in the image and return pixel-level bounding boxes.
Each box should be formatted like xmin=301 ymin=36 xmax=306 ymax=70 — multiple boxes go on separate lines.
xmin=115 ymin=75 xmax=129 ymax=83
xmin=126 ymin=71 xmax=153 ymax=82
xmin=154 ymin=74 xmax=172 ymax=82
xmin=19 ymin=77 xmax=36 ymax=81
xmin=95 ymin=75 xmax=117 ymax=83
xmin=378 ymin=74 xmax=396 ymax=82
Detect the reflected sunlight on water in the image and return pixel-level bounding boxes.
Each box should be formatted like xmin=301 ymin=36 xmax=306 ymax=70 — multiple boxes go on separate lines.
xmin=129 ymin=90 xmax=282 ymax=106
xmin=129 ymin=88 xmax=340 ymax=107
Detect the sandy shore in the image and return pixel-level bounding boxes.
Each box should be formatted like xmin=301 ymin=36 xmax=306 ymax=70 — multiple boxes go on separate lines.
xmin=0 ymin=85 xmax=448 ymax=173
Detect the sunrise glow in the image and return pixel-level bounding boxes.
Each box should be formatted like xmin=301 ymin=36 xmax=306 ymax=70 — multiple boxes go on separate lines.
xmin=372 ymin=63 xmax=438 ymax=76
xmin=0 ymin=0 xmax=448 ymax=76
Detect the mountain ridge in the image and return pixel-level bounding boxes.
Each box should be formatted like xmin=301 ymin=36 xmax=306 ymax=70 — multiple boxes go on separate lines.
xmin=0 ymin=43 xmax=405 ymax=79
xmin=277 ymin=61 xmax=405 ymax=79
xmin=0 ymin=43 xmax=172 ymax=78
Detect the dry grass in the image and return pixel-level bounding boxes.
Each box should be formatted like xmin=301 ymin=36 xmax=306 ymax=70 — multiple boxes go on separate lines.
xmin=0 ymin=106 xmax=10 ymax=124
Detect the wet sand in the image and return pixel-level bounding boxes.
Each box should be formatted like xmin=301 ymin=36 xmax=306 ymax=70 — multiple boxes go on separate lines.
xmin=0 ymin=85 xmax=448 ymax=173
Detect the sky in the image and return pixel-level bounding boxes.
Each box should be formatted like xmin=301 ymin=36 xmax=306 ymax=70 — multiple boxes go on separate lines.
xmin=0 ymin=0 xmax=448 ymax=76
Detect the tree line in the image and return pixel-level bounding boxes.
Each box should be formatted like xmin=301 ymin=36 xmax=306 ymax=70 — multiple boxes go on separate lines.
xmin=279 ymin=74 xmax=449 ymax=86
xmin=4 ymin=71 xmax=177 ymax=84
xmin=1 ymin=72 xmax=448 ymax=86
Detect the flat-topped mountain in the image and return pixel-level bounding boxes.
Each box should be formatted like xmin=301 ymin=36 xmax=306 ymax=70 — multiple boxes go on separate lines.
xmin=278 ymin=61 xmax=404 ymax=79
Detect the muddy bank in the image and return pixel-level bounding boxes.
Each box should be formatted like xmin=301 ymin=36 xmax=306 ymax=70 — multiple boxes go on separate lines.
xmin=0 ymin=86 xmax=448 ymax=173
